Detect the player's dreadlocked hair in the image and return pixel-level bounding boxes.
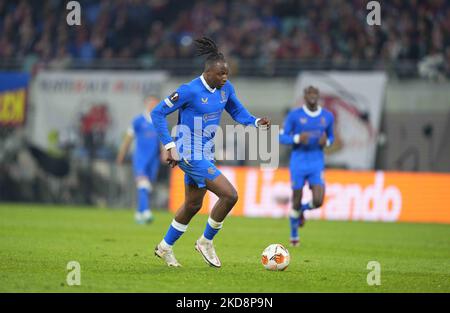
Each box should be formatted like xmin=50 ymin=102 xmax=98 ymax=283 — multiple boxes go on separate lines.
xmin=194 ymin=37 xmax=225 ymax=68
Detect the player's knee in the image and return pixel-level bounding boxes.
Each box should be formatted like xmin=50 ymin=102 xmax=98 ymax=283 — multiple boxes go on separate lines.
xmin=219 ymin=188 xmax=238 ymax=207
xmin=136 ymin=178 xmax=152 ymax=191
xmin=223 ymin=189 xmax=238 ymax=206
xmin=230 ymin=192 xmax=238 ymax=206
xmin=185 ymin=202 xmax=202 ymax=213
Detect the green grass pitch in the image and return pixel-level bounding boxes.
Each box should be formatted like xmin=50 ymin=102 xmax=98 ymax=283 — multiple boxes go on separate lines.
xmin=0 ymin=203 xmax=449 ymax=292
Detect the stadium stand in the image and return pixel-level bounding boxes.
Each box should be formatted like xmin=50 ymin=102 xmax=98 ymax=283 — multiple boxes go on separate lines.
xmin=0 ymin=0 xmax=449 ymax=77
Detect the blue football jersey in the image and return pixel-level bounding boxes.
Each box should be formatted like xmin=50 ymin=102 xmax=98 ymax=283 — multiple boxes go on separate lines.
xmin=151 ymin=75 xmax=258 ymax=160
xmin=128 ymin=112 xmax=160 ymax=163
xmin=280 ymin=106 xmax=334 ymax=171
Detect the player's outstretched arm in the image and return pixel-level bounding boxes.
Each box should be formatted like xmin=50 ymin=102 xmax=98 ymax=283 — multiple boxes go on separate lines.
xmin=116 ymin=132 xmax=133 ymax=164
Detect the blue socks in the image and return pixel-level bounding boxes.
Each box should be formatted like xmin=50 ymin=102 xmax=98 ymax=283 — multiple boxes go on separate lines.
xmin=137 ymin=179 xmax=152 ymax=214
xmin=203 ymin=217 xmax=223 ymax=240
xmin=289 ymin=202 xmax=317 ymax=240
xmin=163 ymin=219 xmax=188 ymax=246
xmin=137 ymin=188 xmax=149 ymax=213
xmin=161 ymin=217 xmax=223 ymax=248
xmin=289 ymin=209 xmax=300 ymax=240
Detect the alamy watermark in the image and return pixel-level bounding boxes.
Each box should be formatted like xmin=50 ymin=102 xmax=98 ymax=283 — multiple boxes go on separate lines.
xmin=170 ymin=120 xmax=279 ymax=169
xmin=366 ymin=1 xmax=381 ymax=26
xmin=66 ymin=1 xmax=81 ymax=26
xmin=67 ymin=1 xmax=380 ymax=28
xmin=366 ymin=261 xmax=381 ymax=286
xmin=66 ymin=261 xmax=81 ymax=286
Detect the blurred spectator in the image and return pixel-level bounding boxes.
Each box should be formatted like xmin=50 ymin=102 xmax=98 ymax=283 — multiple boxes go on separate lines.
xmin=0 ymin=0 xmax=448 ymax=75
xmin=418 ymin=49 xmax=446 ymax=82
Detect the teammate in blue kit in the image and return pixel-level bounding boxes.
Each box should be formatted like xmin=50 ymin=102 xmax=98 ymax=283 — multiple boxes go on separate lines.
xmin=280 ymin=86 xmax=334 ymax=247
xmin=116 ymin=95 xmax=162 ymax=224
xmin=151 ymin=37 xmax=270 ymax=267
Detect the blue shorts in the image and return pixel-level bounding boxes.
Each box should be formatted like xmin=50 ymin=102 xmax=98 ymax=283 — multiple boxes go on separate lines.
xmin=178 ymin=158 xmax=221 ymax=188
xmin=290 ymin=167 xmax=325 ymax=190
xmin=133 ymin=158 xmax=159 ymax=182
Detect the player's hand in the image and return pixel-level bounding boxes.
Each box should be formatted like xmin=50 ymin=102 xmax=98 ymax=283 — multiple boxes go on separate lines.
xmin=166 ymin=148 xmax=180 ymax=168
xmin=294 ymin=133 xmax=309 ymax=144
xmin=257 ymin=117 xmax=271 ymax=130
xmin=319 ymin=133 xmax=328 ymax=147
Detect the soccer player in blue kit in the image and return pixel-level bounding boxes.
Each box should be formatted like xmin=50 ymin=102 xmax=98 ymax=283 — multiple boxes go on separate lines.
xmin=151 ymin=37 xmax=271 ymax=267
xmin=280 ymin=86 xmax=334 ymax=247
xmin=116 ymin=95 xmax=162 ymax=224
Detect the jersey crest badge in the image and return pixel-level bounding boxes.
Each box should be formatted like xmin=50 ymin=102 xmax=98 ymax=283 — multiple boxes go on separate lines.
xmin=300 ymin=118 xmax=307 ymax=124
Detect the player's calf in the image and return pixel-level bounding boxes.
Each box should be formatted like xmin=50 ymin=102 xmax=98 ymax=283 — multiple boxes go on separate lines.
xmin=312 ymin=198 xmax=323 ymax=209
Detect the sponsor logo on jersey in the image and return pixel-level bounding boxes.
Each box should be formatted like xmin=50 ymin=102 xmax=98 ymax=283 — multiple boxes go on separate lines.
xmin=201 ymin=97 xmax=208 ymax=104
xmin=203 ymin=111 xmax=221 ymax=122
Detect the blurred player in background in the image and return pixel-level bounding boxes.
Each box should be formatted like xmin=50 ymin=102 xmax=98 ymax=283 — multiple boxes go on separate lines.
xmin=116 ymin=95 xmax=162 ymax=224
xmin=280 ymin=86 xmax=334 ymax=247
xmin=151 ymin=37 xmax=270 ymax=267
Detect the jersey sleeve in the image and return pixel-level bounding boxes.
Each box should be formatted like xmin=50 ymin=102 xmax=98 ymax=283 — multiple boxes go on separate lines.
xmin=325 ymin=113 xmax=335 ymax=147
xmin=279 ymin=111 xmax=296 ymax=145
xmin=151 ymin=84 xmax=192 ymax=149
xmin=224 ymin=83 xmax=258 ymax=127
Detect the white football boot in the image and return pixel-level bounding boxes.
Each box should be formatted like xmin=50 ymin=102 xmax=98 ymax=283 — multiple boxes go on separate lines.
xmin=195 ymin=236 xmax=221 ymax=268
xmin=141 ymin=210 xmax=154 ymax=224
xmin=135 ymin=212 xmax=143 ymax=224
xmin=154 ymin=243 xmax=182 ymax=267
xmin=135 ymin=210 xmax=154 ymax=224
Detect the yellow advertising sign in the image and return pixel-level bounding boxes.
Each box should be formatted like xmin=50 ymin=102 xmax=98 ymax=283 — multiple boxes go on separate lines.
xmin=0 ymin=89 xmax=27 ymax=125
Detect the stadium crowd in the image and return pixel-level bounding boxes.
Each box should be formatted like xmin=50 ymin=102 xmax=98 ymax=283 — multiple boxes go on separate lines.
xmin=0 ymin=0 xmax=449 ymax=76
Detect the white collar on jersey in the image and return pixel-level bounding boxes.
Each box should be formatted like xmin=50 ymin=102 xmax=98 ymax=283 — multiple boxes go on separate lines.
xmin=143 ymin=111 xmax=152 ymax=123
xmin=200 ymin=74 xmax=216 ymax=93
xmin=302 ymin=105 xmax=322 ymax=117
